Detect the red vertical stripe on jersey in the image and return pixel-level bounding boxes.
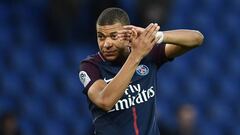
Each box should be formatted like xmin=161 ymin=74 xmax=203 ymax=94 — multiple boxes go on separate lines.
xmin=132 ymin=107 xmax=139 ymax=135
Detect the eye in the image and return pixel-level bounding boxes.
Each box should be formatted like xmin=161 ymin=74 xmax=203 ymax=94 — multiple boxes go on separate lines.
xmin=110 ymin=34 xmax=118 ymax=40
xmin=97 ymin=35 xmax=105 ymax=40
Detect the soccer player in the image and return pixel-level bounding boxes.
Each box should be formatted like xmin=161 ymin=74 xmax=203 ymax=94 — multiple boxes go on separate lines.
xmin=79 ymin=7 xmax=204 ymax=135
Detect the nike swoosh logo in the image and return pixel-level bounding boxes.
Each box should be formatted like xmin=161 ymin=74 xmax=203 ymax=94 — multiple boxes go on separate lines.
xmin=104 ymin=78 xmax=113 ymax=83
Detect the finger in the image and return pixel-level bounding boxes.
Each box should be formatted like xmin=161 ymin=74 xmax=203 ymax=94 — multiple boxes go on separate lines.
xmin=118 ymin=29 xmax=132 ymax=34
xmin=145 ymin=23 xmax=159 ymax=38
xmin=123 ymin=25 xmax=135 ymax=30
xmin=146 ymin=25 xmax=160 ymax=44
xmin=117 ymin=31 xmax=132 ymax=39
xmin=124 ymin=25 xmax=145 ymax=36
xmin=131 ymin=28 xmax=138 ymax=39
xmin=119 ymin=28 xmax=136 ymax=42
xmin=147 ymin=25 xmax=160 ymax=44
xmin=117 ymin=33 xmax=131 ymax=38
xmin=122 ymin=35 xmax=132 ymax=40
xmin=118 ymin=35 xmax=132 ymax=41
xmin=123 ymin=25 xmax=143 ymax=30
xmin=141 ymin=23 xmax=154 ymax=36
xmin=151 ymin=26 xmax=160 ymax=39
xmin=118 ymin=35 xmax=130 ymax=40
xmin=117 ymin=33 xmax=132 ymax=39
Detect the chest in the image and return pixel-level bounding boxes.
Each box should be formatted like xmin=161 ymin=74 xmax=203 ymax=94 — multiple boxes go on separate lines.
xmin=99 ymin=61 xmax=157 ymax=97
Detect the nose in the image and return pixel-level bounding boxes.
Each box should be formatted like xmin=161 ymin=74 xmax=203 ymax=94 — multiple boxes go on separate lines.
xmin=104 ymin=43 xmax=112 ymax=48
xmin=104 ymin=38 xmax=113 ymax=48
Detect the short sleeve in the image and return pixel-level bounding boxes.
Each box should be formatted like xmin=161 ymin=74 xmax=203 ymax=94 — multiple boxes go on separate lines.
xmin=150 ymin=44 xmax=173 ymax=68
xmin=79 ymin=61 xmax=102 ymax=94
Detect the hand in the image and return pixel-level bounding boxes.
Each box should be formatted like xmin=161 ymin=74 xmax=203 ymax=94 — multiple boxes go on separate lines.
xmin=123 ymin=25 xmax=145 ymax=37
xmin=130 ymin=23 xmax=160 ymax=59
xmin=117 ymin=25 xmax=144 ymax=42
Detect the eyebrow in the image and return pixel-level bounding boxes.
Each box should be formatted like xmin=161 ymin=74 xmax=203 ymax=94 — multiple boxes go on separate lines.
xmin=110 ymin=32 xmax=118 ymax=35
xmin=97 ymin=32 xmax=118 ymax=36
xmin=97 ymin=32 xmax=104 ymax=35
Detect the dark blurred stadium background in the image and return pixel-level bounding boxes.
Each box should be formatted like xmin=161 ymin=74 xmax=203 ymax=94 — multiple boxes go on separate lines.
xmin=0 ymin=0 xmax=239 ymax=135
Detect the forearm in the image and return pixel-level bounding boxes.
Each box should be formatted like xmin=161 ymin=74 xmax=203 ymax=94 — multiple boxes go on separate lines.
xmin=163 ymin=30 xmax=204 ymax=47
xmin=100 ymin=53 xmax=142 ymax=110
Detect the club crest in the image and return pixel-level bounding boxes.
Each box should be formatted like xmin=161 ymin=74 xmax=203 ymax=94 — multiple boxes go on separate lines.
xmin=136 ymin=64 xmax=149 ymax=76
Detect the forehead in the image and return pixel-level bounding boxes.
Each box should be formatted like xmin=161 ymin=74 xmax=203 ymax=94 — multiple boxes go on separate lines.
xmin=96 ymin=23 xmax=123 ymax=34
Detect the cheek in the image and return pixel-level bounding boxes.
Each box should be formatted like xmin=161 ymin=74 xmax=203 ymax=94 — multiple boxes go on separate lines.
xmin=115 ymin=41 xmax=130 ymax=52
xmin=98 ymin=41 xmax=104 ymax=50
xmin=122 ymin=40 xmax=130 ymax=46
xmin=115 ymin=40 xmax=126 ymax=48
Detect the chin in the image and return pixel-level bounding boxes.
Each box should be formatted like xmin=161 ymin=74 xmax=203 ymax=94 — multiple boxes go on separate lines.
xmin=102 ymin=52 xmax=119 ymax=61
xmin=105 ymin=56 xmax=118 ymax=61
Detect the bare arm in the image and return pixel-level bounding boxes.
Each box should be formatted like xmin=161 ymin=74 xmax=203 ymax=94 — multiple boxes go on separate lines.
xmin=87 ymin=23 xmax=160 ymax=111
xmin=120 ymin=26 xmax=204 ymax=59
xmin=88 ymin=53 xmax=141 ymax=111
xmin=163 ymin=30 xmax=204 ymax=58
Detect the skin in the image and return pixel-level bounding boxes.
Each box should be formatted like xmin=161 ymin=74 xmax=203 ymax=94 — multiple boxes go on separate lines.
xmin=87 ymin=22 xmax=204 ymax=111
xmin=118 ymin=25 xmax=204 ymax=59
xmin=96 ymin=23 xmax=130 ymax=62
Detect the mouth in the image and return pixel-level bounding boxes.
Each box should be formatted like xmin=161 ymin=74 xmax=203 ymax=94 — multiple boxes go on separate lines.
xmin=103 ymin=51 xmax=117 ymax=56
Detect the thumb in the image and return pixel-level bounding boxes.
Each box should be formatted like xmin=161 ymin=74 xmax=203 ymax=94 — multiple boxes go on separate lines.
xmin=131 ymin=28 xmax=138 ymax=39
xmin=127 ymin=29 xmax=138 ymax=48
xmin=123 ymin=25 xmax=135 ymax=30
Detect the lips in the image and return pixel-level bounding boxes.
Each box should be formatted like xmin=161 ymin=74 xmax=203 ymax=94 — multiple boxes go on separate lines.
xmin=103 ymin=51 xmax=116 ymax=56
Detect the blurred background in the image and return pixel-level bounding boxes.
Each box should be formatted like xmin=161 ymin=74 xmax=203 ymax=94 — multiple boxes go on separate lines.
xmin=0 ymin=0 xmax=239 ymax=135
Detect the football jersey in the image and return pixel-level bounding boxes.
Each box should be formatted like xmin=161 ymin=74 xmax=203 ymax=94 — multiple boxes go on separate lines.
xmin=79 ymin=44 xmax=170 ymax=135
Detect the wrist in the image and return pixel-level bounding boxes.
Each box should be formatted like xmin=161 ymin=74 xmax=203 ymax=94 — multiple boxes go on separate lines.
xmin=128 ymin=52 xmax=143 ymax=64
xmin=155 ymin=31 xmax=164 ymax=44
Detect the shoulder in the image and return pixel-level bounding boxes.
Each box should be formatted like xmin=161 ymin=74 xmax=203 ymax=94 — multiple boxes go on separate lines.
xmin=81 ymin=52 xmax=103 ymax=65
xmin=80 ymin=52 xmax=105 ymax=69
xmin=79 ymin=53 xmax=104 ymax=92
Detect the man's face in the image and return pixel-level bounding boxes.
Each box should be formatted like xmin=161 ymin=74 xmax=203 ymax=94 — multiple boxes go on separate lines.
xmin=96 ymin=23 xmax=129 ymax=61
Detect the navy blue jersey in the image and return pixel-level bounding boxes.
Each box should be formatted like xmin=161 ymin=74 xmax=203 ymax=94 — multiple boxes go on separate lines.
xmin=79 ymin=44 xmax=170 ymax=135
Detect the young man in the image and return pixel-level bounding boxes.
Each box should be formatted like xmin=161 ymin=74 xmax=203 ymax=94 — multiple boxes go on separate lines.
xmin=79 ymin=7 xmax=204 ymax=135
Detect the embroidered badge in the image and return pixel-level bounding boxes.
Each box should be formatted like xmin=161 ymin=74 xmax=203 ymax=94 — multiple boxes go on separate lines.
xmin=136 ymin=65 xmax=149 ymax=76
xmin=79 ymin=71 xmax=91 ymax=87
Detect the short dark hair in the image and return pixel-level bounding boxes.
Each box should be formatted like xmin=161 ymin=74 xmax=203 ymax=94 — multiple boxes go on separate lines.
xmin=97 ymin=7 xmax=130 ymax=26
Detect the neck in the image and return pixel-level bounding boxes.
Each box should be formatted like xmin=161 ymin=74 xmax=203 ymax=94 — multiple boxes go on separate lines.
xmin=113 ymin=47 xmax=131 ymax=65
xmin=114 ymin=51 xmax=129 ymax=65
